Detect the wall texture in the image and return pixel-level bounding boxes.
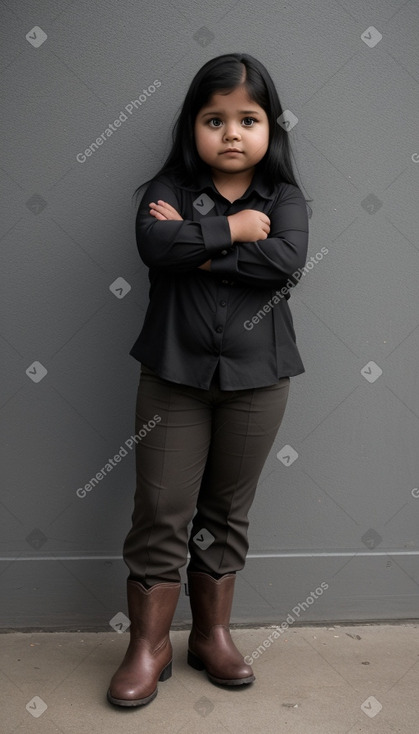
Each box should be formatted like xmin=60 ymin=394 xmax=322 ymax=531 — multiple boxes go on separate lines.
xmin=1 ymin=0 xmax=418 ymax=630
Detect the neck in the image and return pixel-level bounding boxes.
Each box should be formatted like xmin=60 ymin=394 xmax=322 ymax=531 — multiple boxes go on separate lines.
xmin=210 ymin=167 xmax=255 ymax=190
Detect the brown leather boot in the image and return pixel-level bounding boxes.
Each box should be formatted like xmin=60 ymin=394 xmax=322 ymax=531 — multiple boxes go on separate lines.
xmin=107 ymin=579 xmax=181 ymax=707
xmin=187 ymin=571 xmax=255 ymax=686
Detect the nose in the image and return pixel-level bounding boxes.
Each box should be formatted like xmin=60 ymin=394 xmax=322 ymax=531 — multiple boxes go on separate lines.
xmin=223 ymin=123 xmax=241 ymax=141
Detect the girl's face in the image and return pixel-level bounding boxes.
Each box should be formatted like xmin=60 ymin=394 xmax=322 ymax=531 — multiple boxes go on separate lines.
xmin=194 ymin=85 xmax=270 ymax=178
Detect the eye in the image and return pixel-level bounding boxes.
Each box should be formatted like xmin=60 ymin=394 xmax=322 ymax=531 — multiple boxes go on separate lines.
xmin=242 ymin=117 xmax=257 ymax=126
xmin=208 ymin=118 xmax=223 ymax=128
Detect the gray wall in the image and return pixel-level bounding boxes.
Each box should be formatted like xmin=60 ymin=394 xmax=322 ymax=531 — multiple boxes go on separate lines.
xmin=1 ymin=0 xmax=418 ymax=630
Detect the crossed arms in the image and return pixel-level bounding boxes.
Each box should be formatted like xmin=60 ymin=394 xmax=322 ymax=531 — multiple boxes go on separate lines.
xmin=135 ymin=179 xmax=309 ymax=288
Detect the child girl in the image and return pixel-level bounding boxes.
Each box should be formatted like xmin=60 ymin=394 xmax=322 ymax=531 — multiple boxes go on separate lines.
xmin=107 ymin=52 xmax=309 ymax=707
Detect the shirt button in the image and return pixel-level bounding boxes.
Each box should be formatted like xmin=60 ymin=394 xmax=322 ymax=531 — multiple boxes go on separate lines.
xmin=216 ymin=325 xmax=223 ymax=333
xmin=220 ymin=300 xmax=226 ymax=307
xmin=221 ymin=249 xmax=228 ymax=255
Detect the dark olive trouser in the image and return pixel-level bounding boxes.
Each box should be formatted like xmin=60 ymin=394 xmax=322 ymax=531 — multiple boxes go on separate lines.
xmin=122 ymin=364 xmax=290 ymax=586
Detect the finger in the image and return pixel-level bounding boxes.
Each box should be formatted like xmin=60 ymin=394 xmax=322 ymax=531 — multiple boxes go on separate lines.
xmin=150 ymin=201 xmax=182 ymax=218
xmin=156 ymin=200 xmax=178 ymax=211
xmin=149 ymin=209 xmax=168 ymax=220
xmin=149 ymin=204 xmax=173 ymax=217
xmin=149 ymin=201 xmax=169 ymax=210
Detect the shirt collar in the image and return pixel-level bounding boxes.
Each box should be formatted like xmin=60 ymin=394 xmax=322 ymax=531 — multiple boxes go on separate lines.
xmin=175 ymin=165 xmax=276 ymax=201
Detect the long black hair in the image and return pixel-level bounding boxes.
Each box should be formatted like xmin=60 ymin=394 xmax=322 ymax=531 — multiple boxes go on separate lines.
xmin=132 ymin=53 xmax=312 ymax=212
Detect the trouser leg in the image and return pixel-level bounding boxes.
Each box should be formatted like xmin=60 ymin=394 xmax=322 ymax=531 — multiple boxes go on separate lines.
xmin=122 ymin=367 xmax=213 ymax=585
xmin=188 ymin=377 xmax=290 ymax=575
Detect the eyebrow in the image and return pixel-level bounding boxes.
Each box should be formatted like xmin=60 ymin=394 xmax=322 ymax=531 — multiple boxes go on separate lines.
xmin=200 ymin=110 xmax=261 ymax=117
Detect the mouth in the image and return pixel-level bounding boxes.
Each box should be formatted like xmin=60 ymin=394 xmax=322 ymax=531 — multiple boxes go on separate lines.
xmin=220 ymin=148 xmax=243 ymax=154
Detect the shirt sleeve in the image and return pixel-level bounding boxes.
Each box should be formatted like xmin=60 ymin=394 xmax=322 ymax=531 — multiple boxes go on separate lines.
xmin=135 ymin=177 xmax=235 ymax=271
xmin=210 ymin=184 xmax=309 ymax=289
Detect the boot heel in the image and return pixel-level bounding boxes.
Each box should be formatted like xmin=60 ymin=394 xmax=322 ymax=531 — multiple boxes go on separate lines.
xmin=187 ymin=650 xmax=205 ymax=671
xmin=158 ymin=661 xmax=172 ymax=681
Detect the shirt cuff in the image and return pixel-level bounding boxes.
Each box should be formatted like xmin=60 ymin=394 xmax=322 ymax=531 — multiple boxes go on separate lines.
xmin=210 ymin=246 xmax=238 ymax=276
xmin=200 ymin=215 xmax=233 ymax=256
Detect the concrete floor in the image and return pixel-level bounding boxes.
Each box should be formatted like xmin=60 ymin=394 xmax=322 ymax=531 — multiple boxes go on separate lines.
xmin=1 ymin=624 xmax=418 ymax=733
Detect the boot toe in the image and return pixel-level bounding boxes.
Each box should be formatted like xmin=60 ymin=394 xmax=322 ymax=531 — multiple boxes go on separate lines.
xmin=107 ymin=684 xmax=157 ymax=707
xmin=206 ymin=661 xmax=255 ymax=686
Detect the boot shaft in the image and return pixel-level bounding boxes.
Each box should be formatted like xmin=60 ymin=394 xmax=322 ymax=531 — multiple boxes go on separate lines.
xmin=127 ymin=579 xmax=181 ymax=645
xmin=187 ymin=572 xmax=236 ymax=630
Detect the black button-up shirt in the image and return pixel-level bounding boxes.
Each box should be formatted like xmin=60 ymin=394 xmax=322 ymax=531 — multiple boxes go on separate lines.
xmin=129 ymin=166 xmax=309 ymax=390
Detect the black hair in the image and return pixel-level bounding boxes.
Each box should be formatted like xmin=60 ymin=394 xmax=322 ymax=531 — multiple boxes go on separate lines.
xmin=132 ymin=53 xmax=312 ymax=213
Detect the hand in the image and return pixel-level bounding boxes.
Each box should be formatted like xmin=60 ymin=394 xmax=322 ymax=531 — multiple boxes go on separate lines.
xmin=227 ymin=209 xmax=270 ymax=242
xmin=149 ymin=200 xmax=210 ymax=270
xmin=149 ymin=200 xmax=183 ymax=221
